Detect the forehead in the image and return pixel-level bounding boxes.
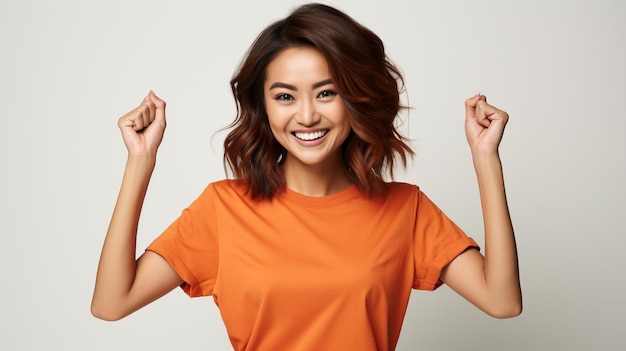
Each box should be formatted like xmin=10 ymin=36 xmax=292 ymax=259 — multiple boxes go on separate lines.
xmin=265 ymin=47 xmax=331 ymax=85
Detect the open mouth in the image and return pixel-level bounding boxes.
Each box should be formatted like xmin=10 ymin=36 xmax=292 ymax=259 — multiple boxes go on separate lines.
xmin=292 ymin=130 xmax=329 ymax=141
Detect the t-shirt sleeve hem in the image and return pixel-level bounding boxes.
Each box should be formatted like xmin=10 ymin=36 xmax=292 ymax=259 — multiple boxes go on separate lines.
xmin=413 ymin=237 xmax=479 ymax=291
xmin=145 ymin=246 xmax=214 ymax=298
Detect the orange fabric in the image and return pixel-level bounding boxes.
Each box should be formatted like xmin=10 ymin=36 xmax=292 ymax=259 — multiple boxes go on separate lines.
xmin=147 ymin=180 xmax=478 ymax=351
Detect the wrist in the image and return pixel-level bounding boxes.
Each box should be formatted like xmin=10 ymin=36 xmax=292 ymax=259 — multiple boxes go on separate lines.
xmin=126 ymin=154 xmax=157 ymax=167
xmin=123 ymin=155 xmax=157 ymax=182
xmin=472 ymin=151 xmax=502 ymax=175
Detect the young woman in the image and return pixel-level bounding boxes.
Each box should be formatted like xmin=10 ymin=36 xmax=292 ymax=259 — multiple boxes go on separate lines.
xmin=92 ymin=3 xmax=521 ymax=350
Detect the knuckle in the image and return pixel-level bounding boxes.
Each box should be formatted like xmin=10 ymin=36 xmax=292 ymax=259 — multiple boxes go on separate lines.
xmin=119 ymin=111 xmax=134 ymax=124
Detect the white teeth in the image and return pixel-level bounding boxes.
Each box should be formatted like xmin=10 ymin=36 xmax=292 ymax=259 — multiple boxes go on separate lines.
xmin=294 ymin=130 xmax=328 ymax=141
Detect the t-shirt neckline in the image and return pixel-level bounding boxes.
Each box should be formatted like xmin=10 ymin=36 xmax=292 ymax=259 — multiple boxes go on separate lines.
xmin=281 ymin=184 xmax=363 ymax=208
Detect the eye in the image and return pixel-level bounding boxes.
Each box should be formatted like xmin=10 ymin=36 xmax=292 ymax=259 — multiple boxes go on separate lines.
xmin=274 ymin=93 xmax=294 ymax=101
xmin=317 ymin=90 xmax=337 ymax=99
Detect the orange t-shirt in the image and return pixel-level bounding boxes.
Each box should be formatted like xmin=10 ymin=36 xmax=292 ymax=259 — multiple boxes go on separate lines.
xmin=147 ymin=180 xmax=478 ymax=351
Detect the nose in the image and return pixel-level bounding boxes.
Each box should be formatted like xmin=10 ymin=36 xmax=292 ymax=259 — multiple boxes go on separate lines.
xmin=295 ymin=98 xmax=321 ymax=127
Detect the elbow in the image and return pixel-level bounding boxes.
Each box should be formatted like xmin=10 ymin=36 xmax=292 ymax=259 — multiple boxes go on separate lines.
xmin=485 ymin=301 xmax=523 ymax=319
xmin=482 ymin=286 xmax=523 ymax=319
xmin=90 ymin=300 xmax=126 ymax=322
xmin=91 ymin=306 xmax=120 ymax=322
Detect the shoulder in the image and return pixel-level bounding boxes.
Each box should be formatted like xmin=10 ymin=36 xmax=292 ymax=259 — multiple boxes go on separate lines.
xmin=386 ymin=181 xmax=418 ymax=191
xmin=383 ymin=182 xmax=444 ymax=214
xmin=209 ymin=179 xmax=247 ymax=194
xmin=202 ymin=179 xmax=255 ymax=206
xmin=365 ymin=182 xmax=422 ymax=214
xmin=385 ymin=182 xmax=420 ymax=199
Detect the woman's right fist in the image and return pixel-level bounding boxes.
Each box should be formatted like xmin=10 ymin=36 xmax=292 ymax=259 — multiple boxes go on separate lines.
xmin=118 ymin=91 xmax=167 ymax=158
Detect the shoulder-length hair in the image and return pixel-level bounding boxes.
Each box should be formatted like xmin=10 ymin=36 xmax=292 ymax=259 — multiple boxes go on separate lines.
xmin=224 ymin=3 xmax=413 ymax=200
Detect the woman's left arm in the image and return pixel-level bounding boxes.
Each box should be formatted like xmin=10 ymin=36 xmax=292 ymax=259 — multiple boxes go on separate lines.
xmin=439 ymin=94 xmax=522 ymax=318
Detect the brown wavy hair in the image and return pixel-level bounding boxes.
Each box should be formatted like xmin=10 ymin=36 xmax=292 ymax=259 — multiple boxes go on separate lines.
xmin=223 ymin=3 xmax=413 ymax=200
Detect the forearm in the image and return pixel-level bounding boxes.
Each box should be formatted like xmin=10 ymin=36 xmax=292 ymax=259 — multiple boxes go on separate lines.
xmin=91 ymin=156 xmax=156 ymax=317
xmin=473 ymin=152 xmax=521 ymax=311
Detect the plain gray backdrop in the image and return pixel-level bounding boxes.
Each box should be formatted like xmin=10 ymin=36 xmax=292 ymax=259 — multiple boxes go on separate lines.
xmin=1 ymin=0 xmax=624 ymax=350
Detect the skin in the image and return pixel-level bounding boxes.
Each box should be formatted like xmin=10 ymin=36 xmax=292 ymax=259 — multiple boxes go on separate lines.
xmin=264 ymin=47 xmax=353 ymax=196
xmin=440 ymin=94 xmax=522 ymax=318
xmin=91 ymin=91 xmax=182 ymax=321
xmin=91 ymin=50 xmax=521 ymax=321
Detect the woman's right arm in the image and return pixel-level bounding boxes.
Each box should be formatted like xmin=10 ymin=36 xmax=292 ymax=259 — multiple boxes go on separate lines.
xmin=91 ymin=91 xmax=183 ymax=321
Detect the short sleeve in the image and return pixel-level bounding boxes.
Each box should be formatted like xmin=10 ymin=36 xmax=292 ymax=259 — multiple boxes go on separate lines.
xmin=146 ymin=184 xmax=219 ymax=297
xmin=413 ymin=190 xmax=479 ymax=291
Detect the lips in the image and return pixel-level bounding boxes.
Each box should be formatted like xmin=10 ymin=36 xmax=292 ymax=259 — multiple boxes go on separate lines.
xmin=292 ymin=129 xmax=329 ymax=141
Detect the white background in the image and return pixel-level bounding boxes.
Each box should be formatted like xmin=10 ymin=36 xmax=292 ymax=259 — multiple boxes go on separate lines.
xmin=1 ymin=0 xmax=625 ymax=350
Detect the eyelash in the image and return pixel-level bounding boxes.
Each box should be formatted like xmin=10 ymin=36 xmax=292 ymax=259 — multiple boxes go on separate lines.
xmin=273 ymin=90 xmax=337 ymax=101
xmin=275 ymin=94 xmax=293 ymax=101
xmin=318 ymin=90 xmax=337 ymax=99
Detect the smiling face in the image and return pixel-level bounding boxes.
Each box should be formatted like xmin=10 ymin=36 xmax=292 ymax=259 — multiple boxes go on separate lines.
xmin=264 ymin=47 xmax=351 ymax=174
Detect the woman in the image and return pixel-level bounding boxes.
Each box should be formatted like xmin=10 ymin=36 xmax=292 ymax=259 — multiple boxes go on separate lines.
xmin=92 ymin=3 xmax=521 ymax=350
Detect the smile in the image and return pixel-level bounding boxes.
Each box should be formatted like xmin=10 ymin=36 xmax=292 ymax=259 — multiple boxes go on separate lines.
xmin=293 ymin=130 xmax=329 ymax=141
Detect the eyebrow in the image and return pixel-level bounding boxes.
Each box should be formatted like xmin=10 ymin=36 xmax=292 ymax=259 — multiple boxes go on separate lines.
xmin=269 ymin=78 xmax=333 ymax=91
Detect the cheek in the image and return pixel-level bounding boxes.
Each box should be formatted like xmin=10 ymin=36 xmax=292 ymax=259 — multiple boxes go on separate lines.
xmin=331 ymin=103 xmax=351 ymax=130
xmin=265 ymin=102 xmax=293 ymax=127
xmin=265 ymin=107 xmax=282 ymax=132
xmin=338 ymin=110 xmax=352 ymax=142
xmin=265 ymin=109 xmax=288 ymax=143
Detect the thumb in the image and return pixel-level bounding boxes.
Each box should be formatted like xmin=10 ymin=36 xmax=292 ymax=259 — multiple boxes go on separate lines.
xmin=464 ymin=93 xmax=481 ymax=120
xmin=148 ymin=90 xmax=167 ymax=125
xmin=465 ymin=93 xmax=488 ymax=120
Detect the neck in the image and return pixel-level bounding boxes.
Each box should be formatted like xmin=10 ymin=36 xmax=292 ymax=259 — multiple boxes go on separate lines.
xmin=282 ymin=154 xmax=353 ymax=197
